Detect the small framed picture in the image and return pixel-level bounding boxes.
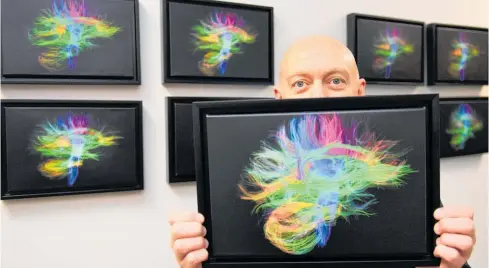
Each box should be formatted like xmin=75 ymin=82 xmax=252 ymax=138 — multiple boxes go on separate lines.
xmin=440 ymin=97 xmax=488 ymax=158
xmin=192 ymin=95 xmax=441 ymax=268
xmin=427 ymin=24 xmax=488 ymax=85
xmin=166 ymin=96 xmax=270 ymax=183
xmin=1 ymin=100 xmax=144 ymax=200
xmin=1 ymin=0 xmax=141 ymax=85
xmin=347 ymin=13 xmax=425 ymax=85
xmin=162 ymin=0 xmax=274 ymax=85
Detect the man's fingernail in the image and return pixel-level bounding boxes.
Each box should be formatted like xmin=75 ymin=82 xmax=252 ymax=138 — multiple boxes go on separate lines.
xmin=205 ymin=239 xmax=209 ymax=248
xmin=433 ymin=246 xmax=440 ymax=256
xmin=436 ymin=238 xmax=440 ymax=245
xmin=203 ymin=226 xmax=207 ymax=236
xmin=434 ymin=223 xmax=440 ymax=234
xmin=434 ymin=208 xmax=442 ymax=218
xmin=198 ymin=213 xmax=205 ymax=222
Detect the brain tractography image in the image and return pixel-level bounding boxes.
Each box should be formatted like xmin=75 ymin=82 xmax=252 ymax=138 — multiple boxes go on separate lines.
xmin=31 ymin=112 xmax=122 ymax=187
xmin=191 ymin=11 xmax=257 ymax=76
xmin=238 ymin=114 xmax=415 ymax=255
xmin=28 ymin=0 xmax=122 ymax=71
xmin=446 ymin=104 xmax=483 ymax=151
xmin=372 ymin=26 xmax=414 ymax=79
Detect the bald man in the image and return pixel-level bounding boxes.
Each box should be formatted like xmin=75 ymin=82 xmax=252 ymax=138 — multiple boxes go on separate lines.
xmin=168 ymin=36 xmax=476 ymax=268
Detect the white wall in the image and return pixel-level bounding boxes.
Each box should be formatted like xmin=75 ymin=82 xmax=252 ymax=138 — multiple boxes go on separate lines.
xmin=0 ymin=0 xmax=487 ymax=267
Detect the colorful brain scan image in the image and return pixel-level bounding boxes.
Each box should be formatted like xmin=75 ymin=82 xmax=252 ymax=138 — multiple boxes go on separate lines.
xmin=28 ymin=0 xmax=122 ymax=71
xmin=191 ymin=11 xmax=257 ymax=76
xmin=238 ymin=114 xmax=415 ymax=255
xmin=446 ymin=104 xmax=483 ymax=151
xmin=373 ymin=27 xmax=414 ymax=78
xmin=448 ymin=33 xmax=480 ymax=81
xmin=31 ymin=113 xmax=122 ymax=187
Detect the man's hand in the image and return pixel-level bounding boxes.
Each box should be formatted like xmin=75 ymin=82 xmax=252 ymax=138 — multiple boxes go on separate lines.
xmin=433 ymin=206 xmax=475 ymax=268
xmin=169 ymin=212 xmax=209 ymax=268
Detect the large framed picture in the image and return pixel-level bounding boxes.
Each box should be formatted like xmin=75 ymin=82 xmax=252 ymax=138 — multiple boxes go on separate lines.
xmin=1 ymin=100 xmax=144 ymax=200
xmin=1 ymin=0 xmax=141 ymax=85
xmin=440 ymin=97 xmax=488 ymax=158
xmin=162 ymin=0 xmax=274 ymax=85
xmin=167 ymin=96 xmax=270 ymax=183
xmin=192 ymin=95 xmax=441 ymax=268
xmin=347 ymin=13 xmax=425 ymax=85
xmin=427 ymin=23 xmax=488 ymax=85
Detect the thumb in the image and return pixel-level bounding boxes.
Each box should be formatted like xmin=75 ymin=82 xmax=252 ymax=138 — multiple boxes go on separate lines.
xmin=182 ymin=263 xmax=202 ymax=268
xmin=440 ymin=259 xmax=454 ymax=268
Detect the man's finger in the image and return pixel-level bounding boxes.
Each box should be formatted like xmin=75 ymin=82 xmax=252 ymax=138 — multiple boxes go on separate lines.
xmin=181 ymin=248 xmax=208 ymax=268
xmin=171 ymin=222 xmax=207 ymax=242
xmin=434 ymin=218 xmax=475 ymax=238
xmin=173 ymin=237 xmax=209 ymax=263
xmin=434 ymin=206 xmax=474 ymax=220
xmin=434 ymin=244 xmax=465 ymax=268
xmin=168 ymin=212 xmax=205 ymax=225
xmin=437 ymin=233 xmax=474 ymax=256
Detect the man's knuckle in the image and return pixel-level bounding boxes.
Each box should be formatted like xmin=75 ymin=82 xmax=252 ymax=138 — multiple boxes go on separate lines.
xmin=467 ymin=220 xmax=475 ymax=232
xmin=188 ymin=252 xmax=199 ymax=265
xmin=199 ymin=237 xmax=206 ymax=247
xmin=173 ymin=240 xmax=187 ymax=254
xmin=446 ymin=250 xmax=460 ymax=263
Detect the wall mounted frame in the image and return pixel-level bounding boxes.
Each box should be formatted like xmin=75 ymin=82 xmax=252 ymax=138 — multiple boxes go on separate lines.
xmin=193 ymin=95 xmax=441 ymax=268
xmin=1 ymin=100 xmax=144 ymax=200
xmin=427 ymin=23 xmax=488 ymax=85
xmin=167 ymin=96 xmax=270 ymax=183
xmin=347 ymin=13 xmax=425 ymax=85
xmin=1 ymin=0 xmax=141 ymax=85
xmin=162 ymin=0 xmax=274 ymax=85
xmin=440 ymin=97 xmax=488 ymax=158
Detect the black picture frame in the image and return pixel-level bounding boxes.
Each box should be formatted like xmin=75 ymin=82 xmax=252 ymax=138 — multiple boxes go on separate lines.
xmin=427 ymin=23 xmax=488 ymax=85
xmin=192 ymin=94 xmax=441 ymax=268
xmin=167 ymin=96 xmax=270 ymax=183
xmin=1 ymin=100 xmax=144 ymax=200
xmin=0 ymin=0 xmax=142 ymax=85
xmin=440 ymin=96 xmax=488 ymax=158
xmin=347 ymin=13 xmax=425 ymax=85
xmin=162 ymin=0 xmax=274 ymax=85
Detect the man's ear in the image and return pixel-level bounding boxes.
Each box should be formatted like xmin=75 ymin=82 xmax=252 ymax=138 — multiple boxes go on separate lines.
xmin=357 ymin=78 xmax=366 ymax=96
xmin=273 ymin=88 xmax=283 ymax=99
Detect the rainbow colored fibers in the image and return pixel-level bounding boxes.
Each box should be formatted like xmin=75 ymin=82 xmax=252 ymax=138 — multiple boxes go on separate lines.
xmin=373 ymin=27 xmax=414 ymax=78
xmin=449 ymin=33 xmax=480 ymax=81
xmin=32 ymin=113 xmax=122 ymax=187
xmin=446 ymin=104 xmax=483 ymax=150
xmin=238 ymin=114 xmax=414 ymax=255
xmin=191 ymin=11 xmax=257 ymax=76
xmin=28 ymin=0 xmax=121 ymax=70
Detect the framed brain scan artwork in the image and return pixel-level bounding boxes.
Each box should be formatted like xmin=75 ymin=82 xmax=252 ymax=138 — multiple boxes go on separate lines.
xmin=162 ymin=0 xmax=274 ymax=85
xmin=1 ymin=100 xmax=144 ymax=200
xmin=192 ymin=95 xmax=441 ymax=268
xmin=1 ymin=0 xmax=141 ymax=85
xmin=427 ymin=23 xmax=488 ymax=85
xmin=440 ymin=97 xmax=488 ymax=157
xmin=347 ymin=13 xmax=425 ymax=85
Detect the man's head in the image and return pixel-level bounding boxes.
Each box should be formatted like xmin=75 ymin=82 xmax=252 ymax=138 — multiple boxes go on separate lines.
xmin=274 ymin=35 xmax=366 ymax=99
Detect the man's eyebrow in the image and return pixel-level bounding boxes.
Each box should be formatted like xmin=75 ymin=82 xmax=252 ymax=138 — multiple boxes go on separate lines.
xmin=286 ymin=72 xmax=312 ymax=82
xmin=324 ymin=67 xmax=350 ymax=77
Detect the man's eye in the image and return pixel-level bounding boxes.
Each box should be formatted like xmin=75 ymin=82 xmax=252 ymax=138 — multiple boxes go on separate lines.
xmin=331 ymin=78 xmax=343 ymax=85
xmin=294 ymin=81 xmax=305 ymax=87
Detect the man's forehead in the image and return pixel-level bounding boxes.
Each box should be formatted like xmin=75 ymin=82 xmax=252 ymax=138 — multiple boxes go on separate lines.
xmin=282 ymin=50 xmax=352 ymax=75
